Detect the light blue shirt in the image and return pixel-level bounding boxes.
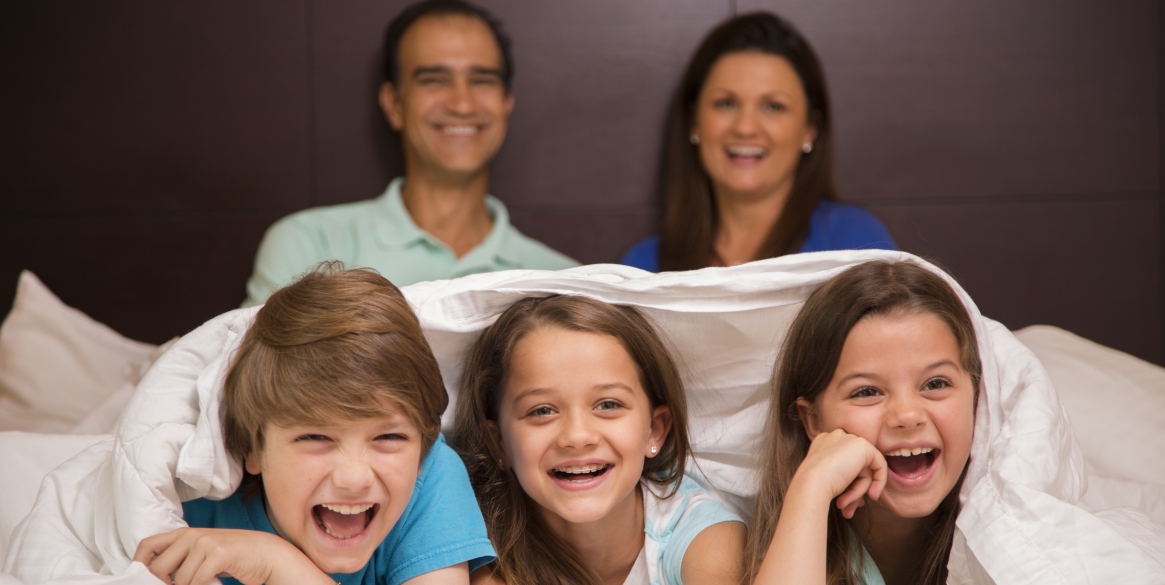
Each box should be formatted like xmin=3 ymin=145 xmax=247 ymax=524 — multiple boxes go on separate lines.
xmin=244 ymin=178 xmax=578 ymax=306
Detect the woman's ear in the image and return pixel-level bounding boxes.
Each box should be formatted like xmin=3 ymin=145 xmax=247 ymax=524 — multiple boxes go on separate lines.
xmin=646 ymin=405 xmax=672 ymax=458
xmin=795 ymin=397 xmax=821 ymax=440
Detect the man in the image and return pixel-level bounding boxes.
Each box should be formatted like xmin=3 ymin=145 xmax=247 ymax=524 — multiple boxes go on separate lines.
xmin=243 ymin=0 xmax=577 ymax=307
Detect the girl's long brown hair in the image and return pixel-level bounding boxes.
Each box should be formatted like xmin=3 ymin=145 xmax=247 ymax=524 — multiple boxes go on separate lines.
xmin=451 ymin=295 xmax=691 ymax=585
xmin=659 ymin=12 xmax=836 ymax=271
xmin=744 ymin=261 xmax=982 ymax=584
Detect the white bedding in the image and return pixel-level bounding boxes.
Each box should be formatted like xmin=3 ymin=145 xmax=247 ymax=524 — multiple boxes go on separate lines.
xmin=2 ymin=250 xmax=1164 ymax=583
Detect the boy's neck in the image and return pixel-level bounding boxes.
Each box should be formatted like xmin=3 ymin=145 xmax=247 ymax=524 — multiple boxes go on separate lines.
xmin=850 ymin=504 xmax=933 ymax=585
xmin=541 ymin=484 xmax=645 ymax=585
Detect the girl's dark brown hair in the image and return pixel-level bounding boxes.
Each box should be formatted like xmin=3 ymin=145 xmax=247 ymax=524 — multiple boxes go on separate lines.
xmin=744 ymin=260 xmax=982 ymax=584
xmin=451 ymin=295 xmax=691 ymax=585
xmin=659 ymin=11 xmax=836 ymax=271
xmin=223 ymin=263 xmax=447 ymax=501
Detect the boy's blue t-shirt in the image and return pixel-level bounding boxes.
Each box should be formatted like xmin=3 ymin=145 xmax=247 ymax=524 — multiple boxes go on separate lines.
xmin=182 ymin=435 xmax=495 ymax=585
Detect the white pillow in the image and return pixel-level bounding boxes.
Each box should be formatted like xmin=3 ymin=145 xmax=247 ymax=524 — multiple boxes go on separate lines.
xmin=1013 ymin=325 xmax=1165 ymax=486
xmin=0 ymin=271 xmax=157 ymax=433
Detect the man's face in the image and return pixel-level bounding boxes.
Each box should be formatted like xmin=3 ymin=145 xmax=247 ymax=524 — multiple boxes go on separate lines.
xmin=381 ymin=14 xmax=514 ymax=181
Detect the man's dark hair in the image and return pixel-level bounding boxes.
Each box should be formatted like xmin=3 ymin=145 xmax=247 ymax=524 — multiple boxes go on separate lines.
xmin=383 ymin=0 xmax=514 ymax=91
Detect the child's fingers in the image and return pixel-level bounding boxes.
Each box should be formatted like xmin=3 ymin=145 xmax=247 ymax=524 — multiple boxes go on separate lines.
xmin=835 ymin=474 xmax=872 ymax=516
xmin=867 ymin=451 xmax=889 ymax=501
xmin=132 ymin=529 xmax=181 ymax=566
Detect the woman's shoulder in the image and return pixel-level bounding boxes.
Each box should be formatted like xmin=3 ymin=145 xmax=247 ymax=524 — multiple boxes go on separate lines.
xmin=620 ymin=235 xmax=661 ymax=272
xmin=805 ymin=200 xmax=898 ymax=252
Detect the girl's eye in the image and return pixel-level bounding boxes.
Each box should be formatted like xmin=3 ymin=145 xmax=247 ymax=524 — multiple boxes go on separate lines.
xmin=527 ymin=406 xmax=555 ymax=417
xmin=924 ymin=377 xmax=952 ymax=391
xmin=295 ymin=434 xmax=329 ymax=442
xmin=851 ymin=386 xmax=880 ymax=399
xmin=376 ymin=433 xmax=408 ymax=442
xmin=595 ymin=400 xmax=623 ymax=411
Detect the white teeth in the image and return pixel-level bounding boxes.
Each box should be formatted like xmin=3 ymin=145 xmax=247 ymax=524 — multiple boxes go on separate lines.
xmin=554 ymin=465 xmax=606 ymax=474
xmin=442 ymin=125 xmax=477 ymax=135
xmin=726 ymin=146 xmax=766 ymax=157
xmin=885 ymin=447 xmax=934 ymax=457
xmin=322 ymin=526 xmax=357 ymax=540
xmin=321 ymin=503 xmax=373 ymax=515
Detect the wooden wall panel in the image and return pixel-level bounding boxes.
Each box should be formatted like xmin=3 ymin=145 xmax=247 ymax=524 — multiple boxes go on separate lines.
xmin=874 ymin=198 xmax=1161 ymax=360
xmin=1 ymin=1 xmax=1162 ymax=365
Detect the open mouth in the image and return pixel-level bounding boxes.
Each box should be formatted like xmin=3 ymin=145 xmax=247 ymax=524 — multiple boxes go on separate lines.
xmin=885 ymin=447 xmax=939 ymax=480
xmin=312 ymin=503 xmax=379 ymax=540
xmin=551 ymin=464 xmax=611 ymax=482
xmin=440 ymin=124 xmax=479 ymax=136
xmin=725 ymin=145 xmax=767 ymax=162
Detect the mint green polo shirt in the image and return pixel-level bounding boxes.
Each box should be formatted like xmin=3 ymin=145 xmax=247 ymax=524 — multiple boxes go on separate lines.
xmin=243 ymin=178 xmax=578 ymax=306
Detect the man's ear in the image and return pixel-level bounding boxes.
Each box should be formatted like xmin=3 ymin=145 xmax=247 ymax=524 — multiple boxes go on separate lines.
xmin=503 ymin=91 xmax=515 ymax=118
xmin=795 ymin=397 xmax=821 ymax=440
xmin=379 ymin=81 xmax=404 ymax=131
xmin=245 ymin=451 xmax=262 ymax=476
xmin=646 ymin=405 xmax=672 ymax=458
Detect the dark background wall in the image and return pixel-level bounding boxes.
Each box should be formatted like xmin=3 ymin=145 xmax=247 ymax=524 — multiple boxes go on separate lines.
xmin=2 ymin=1 xmax=1162 ymax=364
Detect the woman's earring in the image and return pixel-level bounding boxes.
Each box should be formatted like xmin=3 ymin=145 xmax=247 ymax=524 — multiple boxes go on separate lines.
xmin=690 ymin=134 xmax=700 ymax=145
xmin=801 ymin=142 xmax=813 ymax=153
xmin=650 ymin=445 xmax=658 ymax=455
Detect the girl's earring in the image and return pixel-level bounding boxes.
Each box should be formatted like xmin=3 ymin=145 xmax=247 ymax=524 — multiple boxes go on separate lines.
xmin=650 ymin=445 xmax=658 ymax=455
xmin=689 ymin=134 xmax=700 ymax=145
xmin=801 ymin=142 xmax=813 ymax=153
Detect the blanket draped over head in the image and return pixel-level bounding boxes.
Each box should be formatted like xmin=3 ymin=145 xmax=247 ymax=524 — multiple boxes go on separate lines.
xmin=4 ymin=250 xmax=1164 ymax=584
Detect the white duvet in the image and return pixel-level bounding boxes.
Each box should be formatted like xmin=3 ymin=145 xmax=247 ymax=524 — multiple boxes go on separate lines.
xmin=4 ymin=250 xmax=1164 ymax=584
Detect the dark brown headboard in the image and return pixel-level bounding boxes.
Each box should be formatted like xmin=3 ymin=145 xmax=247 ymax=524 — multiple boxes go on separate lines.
xmin=2 ymin=1 xmax=1162 ymax=364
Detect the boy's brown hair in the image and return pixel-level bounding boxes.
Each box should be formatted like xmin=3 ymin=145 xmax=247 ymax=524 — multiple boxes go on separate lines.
xmin=222 ymin=263 xmax=447 ymax=499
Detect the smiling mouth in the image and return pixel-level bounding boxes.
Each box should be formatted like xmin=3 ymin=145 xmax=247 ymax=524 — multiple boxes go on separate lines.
xmin=551 ymin=464 xmax=611 ymax=481
xmin=313 ymin=503 xmax=379 ymax=540
xmin=725 ymin=145 xmax=767 ymax=160
xmin=440 ymin=124 xmax=479 ymax=136
xmin=884 ymin=448 xmax=938 ymax=479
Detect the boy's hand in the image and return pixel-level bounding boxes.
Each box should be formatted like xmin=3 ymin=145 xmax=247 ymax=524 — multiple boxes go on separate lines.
xmin=796 ymin=429 xmax=888 ymax=518
xmin=134 ymin=528 xmax=331 ymax=585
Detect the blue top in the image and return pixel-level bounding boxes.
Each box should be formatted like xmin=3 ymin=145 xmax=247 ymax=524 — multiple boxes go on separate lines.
xmin=182 ymin=436 xmax=495 ymax=585
xmin=620 ymin=200 xmax=897 ymax=272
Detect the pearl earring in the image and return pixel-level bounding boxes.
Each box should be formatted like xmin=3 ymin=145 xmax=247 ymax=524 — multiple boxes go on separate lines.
xmin=690 ymin=134 xmax=700 ymax=145
xmin=650 ymin=445 xmax=658 ymax=455
xmin=801 ymin=143 xmax=813 ymax=153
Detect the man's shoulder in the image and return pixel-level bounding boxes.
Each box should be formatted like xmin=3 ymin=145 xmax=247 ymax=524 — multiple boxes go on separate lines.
xmin=271 ymin=197 xmax=383 ymax=236
xmin=497 ymin=225 xmax=579 ymax=269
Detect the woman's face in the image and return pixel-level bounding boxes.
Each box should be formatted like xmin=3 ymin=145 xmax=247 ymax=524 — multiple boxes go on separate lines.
xmin=692 ymin=51 xmax=817 ymax=203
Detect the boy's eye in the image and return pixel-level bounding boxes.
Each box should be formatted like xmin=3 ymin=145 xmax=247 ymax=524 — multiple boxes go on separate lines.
xmin=924 ymin=377 xmax=952 ymax=391
xmin=595 ymin=400 xmax=623 ymax=411
xmin=376 ymin=433 xmax=408 ymax=442
xmin=295 ymin=434 xmax=329 ymax=442
xmin=850 ymin=386 xmax=880 ymax=399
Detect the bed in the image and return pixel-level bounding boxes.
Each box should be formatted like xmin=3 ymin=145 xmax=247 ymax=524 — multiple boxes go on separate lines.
xmin=1 ymin=251 xmax=1163 ymax=583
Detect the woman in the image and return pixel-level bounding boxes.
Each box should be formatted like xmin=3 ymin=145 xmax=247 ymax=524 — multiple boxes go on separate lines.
xmin=622 ymin=12 xmax=895 ymax=272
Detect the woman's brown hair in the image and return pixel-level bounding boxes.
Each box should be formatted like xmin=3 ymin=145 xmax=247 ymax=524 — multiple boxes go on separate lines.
xmin=744 ymin=260 xmax=982 ymax=584
xmin=223 ymin=263 xmax=447 ymax=501
xmin=658 ymin=12 xmax=836 ymax=271
xmin=451 ymin=295 xmax=691 ymax=585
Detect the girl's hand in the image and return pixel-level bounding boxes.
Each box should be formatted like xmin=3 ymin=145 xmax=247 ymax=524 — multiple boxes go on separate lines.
xmin=133 ymin=528 xmax=333 ymax=585
xmin=795 ymin=429 xmax=888 ymax=518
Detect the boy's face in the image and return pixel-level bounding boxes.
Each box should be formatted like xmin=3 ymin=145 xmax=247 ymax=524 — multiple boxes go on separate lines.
xmin=245 ymin=403 xmax=423 ymax=574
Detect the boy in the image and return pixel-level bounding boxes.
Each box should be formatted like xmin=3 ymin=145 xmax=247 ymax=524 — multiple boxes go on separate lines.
xmin=134 ymin=266 xmax=494 ymax=584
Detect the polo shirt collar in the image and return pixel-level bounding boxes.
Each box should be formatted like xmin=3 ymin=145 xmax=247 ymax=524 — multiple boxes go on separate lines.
xmin=370 ymin=177 xmax=523 ymax=267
